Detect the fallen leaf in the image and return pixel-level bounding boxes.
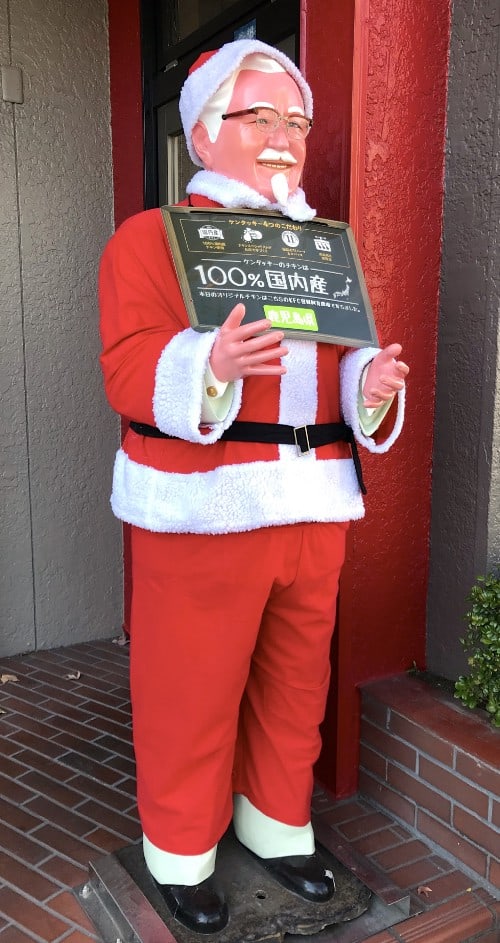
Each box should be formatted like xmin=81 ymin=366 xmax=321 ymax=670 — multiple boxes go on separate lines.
xmin=0 ymin=674 xmax=18 ymax=684
xmin=65 ymin=670 xmax=81 ymax=680
xmin=417 ymin=885 xmax=433 ymax=897
xmin=0 ymin=708 xmax=8 ymax=715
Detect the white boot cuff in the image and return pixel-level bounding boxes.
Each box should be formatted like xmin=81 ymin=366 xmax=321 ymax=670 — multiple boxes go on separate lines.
xmin=143 ymin=833 xmax=217 ymax=886
xmin=233 ymin=794 xmax=315 ymax=859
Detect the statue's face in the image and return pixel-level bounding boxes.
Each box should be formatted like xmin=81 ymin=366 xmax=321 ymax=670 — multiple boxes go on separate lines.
xmin=193 ymin=67 xmax=308 ymax=202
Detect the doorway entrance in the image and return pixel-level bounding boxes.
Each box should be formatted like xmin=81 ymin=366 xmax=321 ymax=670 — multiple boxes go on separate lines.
xmin=141 ymin=0 xmax=300 ymax=208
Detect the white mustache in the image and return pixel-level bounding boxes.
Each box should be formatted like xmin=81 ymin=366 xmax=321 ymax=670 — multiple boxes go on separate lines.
xmin=257 ymin=148 xmax=297 ymax=165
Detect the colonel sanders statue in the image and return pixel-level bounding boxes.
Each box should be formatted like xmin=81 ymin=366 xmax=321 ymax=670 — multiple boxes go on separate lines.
xmin=99 ymin=39 xmax=408 ymax=935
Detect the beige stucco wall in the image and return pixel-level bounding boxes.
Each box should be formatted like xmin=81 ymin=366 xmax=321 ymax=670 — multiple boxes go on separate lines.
xmin=427 ymin=0 xmax=499 ymax=678
xmin=0 ymin=0 xmax=122 ymax=655
xmin=488 ymin=322 xmax=500 ymax=569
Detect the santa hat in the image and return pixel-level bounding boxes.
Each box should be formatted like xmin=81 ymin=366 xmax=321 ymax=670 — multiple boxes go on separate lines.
xmin=179 ymin=39 xmax=314 ymax=168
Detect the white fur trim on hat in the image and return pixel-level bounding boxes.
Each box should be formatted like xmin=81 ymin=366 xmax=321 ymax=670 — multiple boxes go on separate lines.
xmin=180 ymin=39 xmax=314 ymax=167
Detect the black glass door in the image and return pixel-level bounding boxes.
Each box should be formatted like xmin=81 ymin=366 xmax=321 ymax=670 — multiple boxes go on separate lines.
xmin=141 ymin=0 xmax=300 ymax=208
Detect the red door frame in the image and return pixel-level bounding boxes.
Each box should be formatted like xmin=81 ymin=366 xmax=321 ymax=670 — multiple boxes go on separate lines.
xmin=107 ymin=0 xmax=451 ymax=795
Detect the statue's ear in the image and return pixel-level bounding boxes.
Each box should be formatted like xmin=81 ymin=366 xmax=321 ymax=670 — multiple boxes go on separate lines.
xmin=191 ymin=121 xmax=213 ymax=168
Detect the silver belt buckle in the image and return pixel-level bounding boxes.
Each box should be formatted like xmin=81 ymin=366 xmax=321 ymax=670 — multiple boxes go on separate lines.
xmin=293 ymin=425 xmax=311 ymax=455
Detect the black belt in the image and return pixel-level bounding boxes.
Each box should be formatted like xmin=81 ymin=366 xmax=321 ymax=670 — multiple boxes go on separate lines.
xmin=129 ymin=419 xmax=366 ymax=494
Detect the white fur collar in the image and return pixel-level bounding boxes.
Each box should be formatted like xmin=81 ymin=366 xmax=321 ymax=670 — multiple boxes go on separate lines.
xmin=186 ymin=170 xmax=316 ymax=222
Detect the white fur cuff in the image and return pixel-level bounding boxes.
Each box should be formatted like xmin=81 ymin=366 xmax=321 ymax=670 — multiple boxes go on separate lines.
xmin=152 ymin=328 xmax=243 ymax=444
xmin=340 ymin=347 xmax=405 ymax=453
xmin=143 ymin=833 xmax=216 ymax=885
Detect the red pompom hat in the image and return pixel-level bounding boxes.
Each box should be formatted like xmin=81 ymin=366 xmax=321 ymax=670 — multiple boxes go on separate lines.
xmin=179 ymin=39 xmax=314 ymax=167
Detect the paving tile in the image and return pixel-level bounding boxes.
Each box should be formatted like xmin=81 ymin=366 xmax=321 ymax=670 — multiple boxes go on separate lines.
xmin=112 ymin=776 xmax=136 ymax=798
xmin=428 ymin=854 xmax=453 ymax=872
xmin=0 ymin=798 xmax=42 ymax=835
xmin=0 ymin=849 xmax=58 ymax=901
xmin=102 ymin=753 xmax=136 ymax=777
xmin=412 ymin=869 xmax=474 ymax=904
xmin=50 ymin=733 xmax=114 ymax=764
xmin=64 ymin=775 xmax=134 ymax=812
xmin=75 ymin=801 xmax=140 ymax=841
xmin=13 ymin=749 xmax=79 ymax=783
xmin=33 ymin=684 xmax=88 ymax=708
xmin=93 ymin=734 xmax=135 ymax=759
xmin=39 ymin=856 xmax=88 ymax=889
xmin=469 ymin=933 xmax=500 ymax=943
xmin=0 ymin=772 xmax=37 ymax=806
xmin=417 ymin=810 xmax=488 ymax=879
xmin=69 ymin=685 xmax=127 ymax=710
xmin=351 ymin=827 xmax=405 ymax=857
xmin=58 ymin=753 xmax=124 ymax=786
xmin=358 ymin=934 xmax=396 ymax=943
xmin=61 ymin=931 xmax=99 ymax=942
xmin=82 ymin=828 xmax=129 ymax=854
xmin=0 ymin=696 xmax=55 ymax=725
xmin=0 ymin=713 xmax=61 ymax=741
xmin=3 ymin=730 xmax=66 ymax=758
xmin=316 ymin=799 xmax=371 ymax=825
xmin=82 ymin=700 xmax=131 ymax=725
xmin=47 ymin=890 xmax=96 ymax=934
xmin=0 ymin=821 xmax=50 ymax=866
xmin=0 ymin=739 xmax=21 ymax=759
xmin=85 ymin=715 xmax=133 ymax=741
xmin=474 ymin=887 xmax=500 ymax=919
xmin=0 ymin=926 xmax=39 ymax=942
xmin=0 ymin=754 xmax=38 ymax=782
xmin=371 ymin=839 xmax=431 ymax=871
xmin=387 ymin=856 xmax=444 ymax=890
xmin=17 ymin=772 xmax=88 ymax=810
xmin=29 ymin=826 xmax=106 ymax=869
xmin=0 ymin=887 xmax=68 ymax=941
xmin=393 ymin=891 xmax=493 ymax=942
xmin=336 ymin=811 xmax=392 ymax=841
xmin=23 ymin=796 xmax=96 ymax=838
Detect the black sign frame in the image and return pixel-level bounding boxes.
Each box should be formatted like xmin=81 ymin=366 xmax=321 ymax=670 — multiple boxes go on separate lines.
xmin=161 ymin=206 xmax=379 ymax=348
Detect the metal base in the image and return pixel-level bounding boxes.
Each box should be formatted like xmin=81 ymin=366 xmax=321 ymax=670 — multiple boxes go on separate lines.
xmin=77 ymin=827 xmax=414 ymax=943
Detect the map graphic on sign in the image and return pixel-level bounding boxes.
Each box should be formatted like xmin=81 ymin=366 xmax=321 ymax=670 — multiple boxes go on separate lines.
xmin=161 ymin=207 xmax=379 ymax=348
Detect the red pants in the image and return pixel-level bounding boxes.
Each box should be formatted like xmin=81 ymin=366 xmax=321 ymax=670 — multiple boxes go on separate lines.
xmin=130 ymin=521 xmax=348 ymax=856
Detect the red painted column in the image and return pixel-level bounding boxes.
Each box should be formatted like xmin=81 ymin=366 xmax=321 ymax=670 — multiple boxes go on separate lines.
xmin=107 ymin=0 xmax=144 ymax=634
xmin=336 ymin=0 xmax=451 ymax=794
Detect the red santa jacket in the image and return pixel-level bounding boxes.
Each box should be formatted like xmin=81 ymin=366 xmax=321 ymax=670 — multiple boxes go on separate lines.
xmin=99 ymin=196 xmax=404 ymax=534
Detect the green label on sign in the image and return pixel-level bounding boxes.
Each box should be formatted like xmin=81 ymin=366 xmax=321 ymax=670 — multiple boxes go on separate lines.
xmin=264 ymin=305 xmax=319 ymax=331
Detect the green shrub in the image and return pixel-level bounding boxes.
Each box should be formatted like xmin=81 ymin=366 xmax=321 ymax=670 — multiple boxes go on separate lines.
xmin=454 ymin=573 xmax=500 ymax=727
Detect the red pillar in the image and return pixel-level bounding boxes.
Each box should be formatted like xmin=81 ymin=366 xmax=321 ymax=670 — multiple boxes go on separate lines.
xmin=108 ymin=0 xmax=144 ymax=634
xmin=304 ymin=0 xmax=451 ymax=795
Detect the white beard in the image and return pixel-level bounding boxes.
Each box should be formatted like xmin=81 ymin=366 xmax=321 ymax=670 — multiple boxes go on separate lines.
xmin=185 ymin=170 xmax=316 ymax=222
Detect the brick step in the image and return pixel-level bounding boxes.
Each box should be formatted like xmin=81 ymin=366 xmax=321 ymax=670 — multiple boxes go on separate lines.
xmin=358 ymin=673 xmax=499 ymax=897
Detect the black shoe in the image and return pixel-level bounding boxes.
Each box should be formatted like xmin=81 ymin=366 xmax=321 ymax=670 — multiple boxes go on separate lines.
xmin=153 ymin=875 xmax=229 ymax=934
xmin=255 ymin=852 xmax=336 ymax=902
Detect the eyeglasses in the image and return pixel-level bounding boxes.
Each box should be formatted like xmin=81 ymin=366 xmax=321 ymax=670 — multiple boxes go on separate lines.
xmin=221 ymin=107 xmax=313 ymax=140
